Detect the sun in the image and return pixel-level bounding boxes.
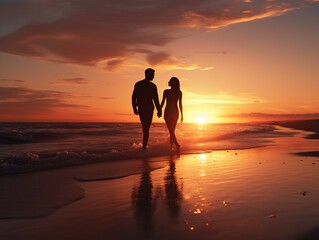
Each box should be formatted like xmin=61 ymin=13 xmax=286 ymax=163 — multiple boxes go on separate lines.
xmin=197 ymin=116 xmax=206 ymax=124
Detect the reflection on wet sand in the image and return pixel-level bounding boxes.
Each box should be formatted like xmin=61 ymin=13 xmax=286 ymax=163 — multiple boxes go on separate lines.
xmin=165 ymin=154 xmax=183 ymax=219
xmin=131 ymin=155 xmax=183 ymax=237
xmin=131 ymin=159 xmax=158 ymax=238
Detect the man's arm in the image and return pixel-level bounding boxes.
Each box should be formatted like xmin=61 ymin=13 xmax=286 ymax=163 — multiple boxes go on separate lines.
xmin=132 ymin=84 xmax=138 ymax=115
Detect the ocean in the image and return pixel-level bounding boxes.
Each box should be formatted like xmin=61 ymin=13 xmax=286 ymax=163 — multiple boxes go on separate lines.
xmin=0 ymin=122 xmax=293 ymax=175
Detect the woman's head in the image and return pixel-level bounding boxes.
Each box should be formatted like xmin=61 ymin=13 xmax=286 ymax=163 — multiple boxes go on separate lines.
xmin=169 ymin=77 xmax=180 ymax=91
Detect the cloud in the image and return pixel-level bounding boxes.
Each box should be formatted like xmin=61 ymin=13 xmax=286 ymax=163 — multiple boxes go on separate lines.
xmin=100 ymin=97 xmax=114 ymax=100
xmin=162 ymin=63 xmax=214 ymax=71
xmin=142 ymin=51 xmax=214 ymax=70
xmin=208 ymin=50 xmax=228 ymax=55
xmin=0 ymin=78 xmax=25 ymax=83
xmin=0 ymin=0 xmax=315 ymax=67
xmin=184 ymin=91 xmax=263 ymax=105
xmin=113 ymin=113 xmax=134 ymax=116
xmin=146 ymin=52 xmax=172 ymax=66
xmin=105 ymin=59 xmax=125 ymax=71
xmin=228 ymin=112 xmax=319 ymax=120
xmin=0 ymin=86 xmax=86 ymax=115
xmin=50 ymin=77 xmax=89 ymax=84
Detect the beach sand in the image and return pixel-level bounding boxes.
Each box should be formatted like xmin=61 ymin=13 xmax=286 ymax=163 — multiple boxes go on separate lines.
xmin=0 ymin=123 xmax=319 ymax=240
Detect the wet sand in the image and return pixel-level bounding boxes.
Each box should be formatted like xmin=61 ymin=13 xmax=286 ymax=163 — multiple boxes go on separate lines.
xmin=0 ymin=123 xmax=319 ymax=240
xmin=274 ymin=119 xmax=319 ymax=159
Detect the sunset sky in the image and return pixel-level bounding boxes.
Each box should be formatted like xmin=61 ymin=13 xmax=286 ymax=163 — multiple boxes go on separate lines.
xmin=0 ymin=0 xmax=318 ymax=123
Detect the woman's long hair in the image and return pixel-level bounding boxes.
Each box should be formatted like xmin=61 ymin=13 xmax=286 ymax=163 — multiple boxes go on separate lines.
xmin=169 ymin=77 xmax=180 ymax=92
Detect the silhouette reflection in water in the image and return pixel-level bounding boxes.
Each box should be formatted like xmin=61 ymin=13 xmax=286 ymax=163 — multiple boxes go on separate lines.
xmin=165 ymin=154 xmax=183 ymax=219
xmin=131 ymin=159 xmax=159 ymax=238
xmin=131 ymin=155 xmax=183 ymax=237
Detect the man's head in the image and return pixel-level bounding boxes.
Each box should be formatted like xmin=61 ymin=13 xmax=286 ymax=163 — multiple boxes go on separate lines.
xmin=145 ymin=68 xmax=155 ymax=81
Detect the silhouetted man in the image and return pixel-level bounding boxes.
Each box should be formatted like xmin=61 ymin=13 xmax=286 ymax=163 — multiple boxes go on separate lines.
xmin=132 ymin=68 xmax=161 ymax=151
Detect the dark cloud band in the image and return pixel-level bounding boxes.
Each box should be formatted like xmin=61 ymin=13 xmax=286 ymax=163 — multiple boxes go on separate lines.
xmin=0 ymin=0 xmax=316 ymax=68
xmin=0 ymin=87 xmax=86 ymax=115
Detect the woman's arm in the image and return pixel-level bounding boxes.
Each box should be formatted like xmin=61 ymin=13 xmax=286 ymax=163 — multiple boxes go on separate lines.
xmin=160 ymin=90 xmax=167 ymax=109
xmin=179 ymin=91 xmax=183 ymax=123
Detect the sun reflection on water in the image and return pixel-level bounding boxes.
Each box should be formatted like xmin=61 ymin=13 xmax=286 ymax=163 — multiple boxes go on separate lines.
xmin=200 ymin=153 xmax=207 ymax=163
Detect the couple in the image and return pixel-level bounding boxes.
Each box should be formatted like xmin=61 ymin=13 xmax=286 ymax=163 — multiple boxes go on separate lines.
xmin=132 ymin=68 xmax=183 ymax=152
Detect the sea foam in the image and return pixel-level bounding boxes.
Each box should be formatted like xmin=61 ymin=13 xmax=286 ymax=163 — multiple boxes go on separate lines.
xmin=0 ymin=122 xmax=294 ymax=175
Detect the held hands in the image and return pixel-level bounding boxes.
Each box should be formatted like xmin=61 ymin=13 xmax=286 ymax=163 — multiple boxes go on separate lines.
xmin=134 ymin=108 xmax=162 ymax=117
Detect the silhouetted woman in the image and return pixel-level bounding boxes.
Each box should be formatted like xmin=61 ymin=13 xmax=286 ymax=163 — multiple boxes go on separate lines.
xmin=165 ymin=157 xmax=183 ymax=219
xmin=160 ymin=77 xmax=183 ymax=151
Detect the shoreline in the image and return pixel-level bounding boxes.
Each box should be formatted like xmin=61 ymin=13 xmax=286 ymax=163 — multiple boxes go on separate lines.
xmin=273 ymin=119 xmax=319 ymax=139
xmin=1 ymin=118 xmax=318 ymax=176
xmin=274 ymin=119 xmax=319 ymax=157
xmin=0 ymin=144 xmax=270 ymax=177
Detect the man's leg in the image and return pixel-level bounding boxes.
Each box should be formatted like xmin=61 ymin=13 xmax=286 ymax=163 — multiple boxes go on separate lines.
xmin=140 ymin=112 xmax=153 ymax=151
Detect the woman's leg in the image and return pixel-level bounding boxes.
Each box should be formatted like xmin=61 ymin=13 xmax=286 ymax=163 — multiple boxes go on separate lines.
xmin=164 ymin=119 xmax=173 ymax=147
xmin=166 ymin=118 xmax=179 ymax=150
xmin=170 ymin=120 xmax=180 ymax=149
